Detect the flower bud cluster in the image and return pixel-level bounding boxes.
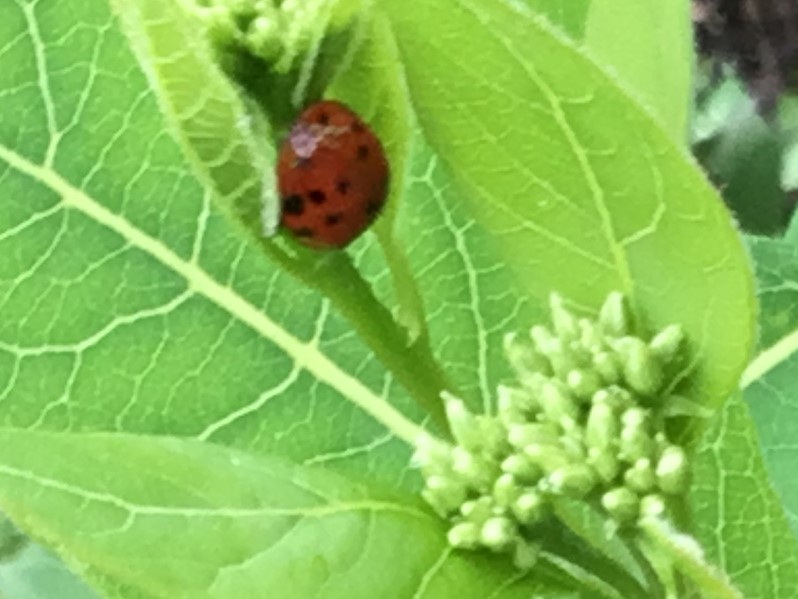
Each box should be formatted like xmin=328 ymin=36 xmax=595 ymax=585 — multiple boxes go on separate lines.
xmin=413 ymin=293 xmax=691 ymax=566
xmin=192 ymin=0 xmax=353 ymax=69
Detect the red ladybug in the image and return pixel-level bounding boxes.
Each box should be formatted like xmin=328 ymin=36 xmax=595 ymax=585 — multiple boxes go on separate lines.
xmin=276 ymin=100 xmax=390 ymax=249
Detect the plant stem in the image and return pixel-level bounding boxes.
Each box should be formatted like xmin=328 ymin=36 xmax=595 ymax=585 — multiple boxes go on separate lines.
xmin=620 ymin=530 xmax=666 ymax=599
xmin=639 ymin=516 xmax=746 ymax=599
xmin=539 ymin=518 xmax=651 ymax=599
xmin=537 ymin=551 xmax=635 ymax=599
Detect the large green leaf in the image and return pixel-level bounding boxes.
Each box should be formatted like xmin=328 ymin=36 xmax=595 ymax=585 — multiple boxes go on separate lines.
xmin=690 ymin=394 xmax=798 ymax=599
xmin=0 ymin=544 xmax=99 ymax=599
xmin=584 ymin=0 xmax=692 ymax=140
xmin=520 ymin=0 xmax=694 ymax=144
xmin=517 ymin=0 xmax=591 ymax=39
xmin=380 ymin=0 xmax=754 ymax=414
xmin=0 ymin=430 xmax=574 ymax=599
xmin=741 ymin=235 xmax=798 ymax=537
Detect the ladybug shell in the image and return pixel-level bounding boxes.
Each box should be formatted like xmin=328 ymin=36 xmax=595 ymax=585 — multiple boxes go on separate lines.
xmin=276 ymin=100 xmax=390 ymax=249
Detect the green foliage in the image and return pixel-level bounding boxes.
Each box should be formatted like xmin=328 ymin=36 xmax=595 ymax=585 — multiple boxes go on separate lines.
xmin=742 ymin=234 xmax=798 ymax=541
xmin=0 ymin=0 xmax=793 ymax=598
xmin=693 ymin=78 xmax=792 ymax=235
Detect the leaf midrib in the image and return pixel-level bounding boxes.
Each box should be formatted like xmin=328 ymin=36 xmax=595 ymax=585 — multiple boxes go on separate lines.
xmin=741 ymin=327 xmax=798 ymax=388
xmin=0 ymin=144 xmax=424 ymax=446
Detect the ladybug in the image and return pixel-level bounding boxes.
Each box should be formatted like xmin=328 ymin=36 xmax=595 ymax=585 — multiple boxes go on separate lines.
xmin=276 ymin=100 xmax=390 ymax=249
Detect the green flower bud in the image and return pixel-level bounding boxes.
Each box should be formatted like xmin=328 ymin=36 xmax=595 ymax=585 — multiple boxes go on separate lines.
xmin=244 ymin=14 xmax=281 ymax=60
xmin=511 ymin=490 xmax=547 ymax=523
xmin=493 ymin=474 xmax=521 ymax=507
xmin=518 ymin=371 xmax=548 ymax=396
xmin=447 ymin=521 xmax=481 ymax=549
xmin=559 ymin=415 xmax=580 ymax=437
xmin=639 ymin=494 xmax=668 ymax=518
xmin=412 ymin=434 xmax=453 ymax=477
xmin=477 ymin=416 xmax=509 ymax=458
xmin=586 ymin=402 xmax=619 ymax=453
xmin=548 ymin=464 xmax=597 ymax=498
xmin=501 ymin=454 xmax=544 ymax=483
xmin=539 ymin=379 xmax=579 ymax=423
xmin=619 ymin=412 xmax=656 ymax=463
xmin=613 ymin=337 xmax=663 ymax=396
xmin=599 ymin=292 xmax=630 ymax=337
xmin=624 ymin=458 xmax=656 ymax=493
xmin=601 ymin=487 xmax=639 ymax=524
xmin=481 ymin=517 xmax=517 ymax=550
xmin=550 ymin=293 xmax=579 ymax=341
xmin=649 ymin=324 xmax=684 ymax=364
xmin=656 ymin=445 xmax=690 ymax=495
xmin=508 ymin=423 xmax=559 ymax=449
xmin=592 ymin=351 xmax=621 ymax=385
xmin=578 ymin=318 xmax=603 ymax=352
xmin=443 ymin=393 xmax=481 ymax=451
xmin=524 ymin=443 xmax=572 ymax=473
xmin=621 ymin=407 xmax=650 ymax=429
xmin=543 ymin=339 xmax=578 ymax=378
xmin=451 ymin=447 xmax=497 ymax=491
xmin=504 ymin=333 xmax=551 ymax=378
xmin=566 ymin=369 xmax=602 ymax=401
xmin=567 ymin=340 xmax=594 ymax=367
xmin=203 ymin=5 xmax=239 ymax=46
xmin=460 ymin=497 xmax=495 ymax=523
xmin=423 ymin=475 xmax=467 ymax=516
xmin=592 ymin=386 xmax=634 ymax=411
xmin=497 ymin=384 xmax=537 ymax=421
xmin=558 ymin=432 xmax=586 ymax=461
xmin=513 ymin=540 xmax=540 ymax=570
xmin=530 ymin=325 xmax=556 ymax=355
xmin=587 ymin=447 xmax=620 ymax=483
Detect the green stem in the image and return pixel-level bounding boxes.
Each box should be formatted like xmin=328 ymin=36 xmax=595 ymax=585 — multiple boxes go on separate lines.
xmin=639 ymin=516 xmax=746 ymax=599
xmin=620 ymin=530 xmax=666 ymax=599
xmin=538 ymin=519 xmax=651 ymax=599
xmin=537 ymin=551 xmax=636 ymax=599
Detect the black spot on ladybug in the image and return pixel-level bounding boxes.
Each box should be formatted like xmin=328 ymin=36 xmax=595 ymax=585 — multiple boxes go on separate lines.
xmin=351 ymin=121 xmax=365 ymax=133
xmin=293 ymin=227 xmax=314 ymax=238
xmin=317 ymin=112 xmax=329 ymax=125
xmin=336 ymin=179 xmax=350 ymax=195
xmin=282 ymin=195 xmax=304 ymax=216
xmin=325 ymin=212 xmax=344 ymax=226
xmin=366 ymin=199 xmax=382 ymax=216
xmin=308 ymin=190 xmax=326 ymax=204
xmin=356 ymin=145 xmax=369 ymax=160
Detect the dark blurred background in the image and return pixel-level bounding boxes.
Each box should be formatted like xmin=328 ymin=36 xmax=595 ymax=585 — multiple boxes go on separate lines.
xmin=692 ymin=0 xmax=798 ymax=234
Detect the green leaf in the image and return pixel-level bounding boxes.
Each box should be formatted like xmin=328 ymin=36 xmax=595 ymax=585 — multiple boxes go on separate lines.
xmin=746 ymin=236 xmax=798 ymax=349
xmin=515 ymin=0 xmax=591 ymax=39
xmin=0 ymin=544 xmax=99 ymax=599
xmin=693 ymin=80 xmax=790 ymax=235
xmin=111 ymin=0 xmax=278 ymax=235
xmin=690 ymin=393 xmax=798 ymax=599
xmin=380 ymin=0 xmax=754 ymax=413
xmin=0 ymin=430 xmax=574 ymax=599
xmin=516 ymin=0 xmax=693 ymax=142
xmin=520 ymin=0 xmax=693 ymax=141
xmin=741 ymin=234 xmax=798 ymax=538
xmin=787 ymin=208 xmax=798 ymax=243
xmin=584 ymin=0 xmax=692 ymax=140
